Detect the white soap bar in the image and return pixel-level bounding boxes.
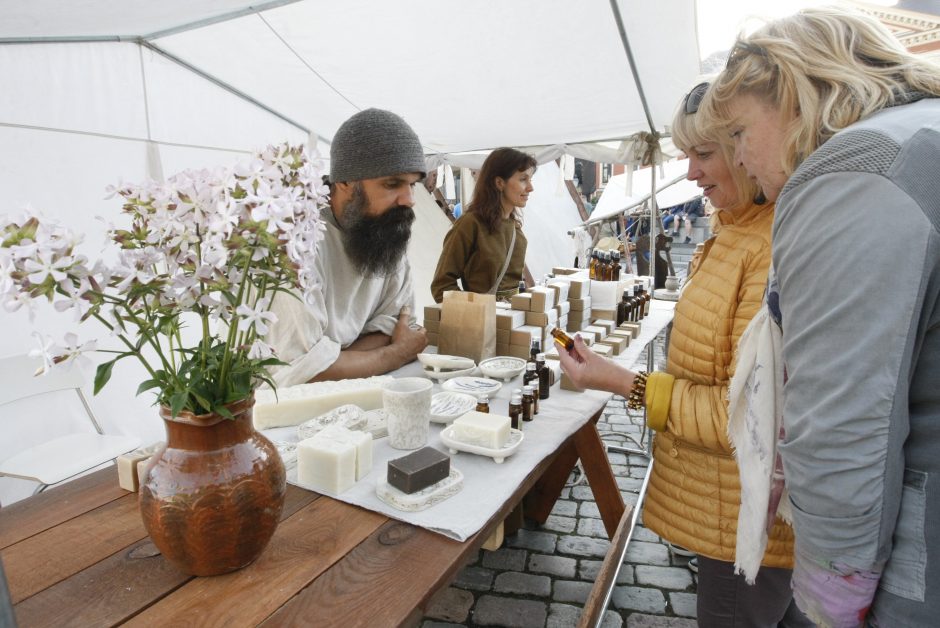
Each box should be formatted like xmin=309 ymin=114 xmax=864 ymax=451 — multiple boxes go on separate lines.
xmin=316 ymin=425 xmax=373 ymax=481
xmin=452 ymin=411 xmax=510 ymax=449
xmin=297 ymin=436 xmax=357 ymax=494
xmin=254 ymin=376 xmax=393 ymax=429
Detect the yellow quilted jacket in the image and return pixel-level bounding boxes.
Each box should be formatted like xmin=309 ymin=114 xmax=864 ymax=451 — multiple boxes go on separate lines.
xmin=642 ymin=201 xmax=795 ymax=568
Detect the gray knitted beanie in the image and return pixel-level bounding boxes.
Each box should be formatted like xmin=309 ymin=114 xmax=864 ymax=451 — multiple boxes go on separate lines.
xmin=329 ymin=108 xmax=427 ymax=183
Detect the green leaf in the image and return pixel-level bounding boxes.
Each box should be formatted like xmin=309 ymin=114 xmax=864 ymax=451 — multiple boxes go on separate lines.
xmin=215 ymin=405 xmax=234 ymax=420
xmin=169 ymin=391 xmax=188 ymax=417
xmin=136 ymin=379 xmax=162 ymax=396
xmin=94 ymin=359 xmax=117 ymax=395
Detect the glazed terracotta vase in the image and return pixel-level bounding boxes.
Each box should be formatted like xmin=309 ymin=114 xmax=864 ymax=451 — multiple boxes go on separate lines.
xmin=139 ymin=396 xmax=286 ymax=576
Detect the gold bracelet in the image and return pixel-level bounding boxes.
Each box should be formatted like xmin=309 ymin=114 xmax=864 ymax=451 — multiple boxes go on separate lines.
xmin=627 ymin=371 xmax=649 ymax=410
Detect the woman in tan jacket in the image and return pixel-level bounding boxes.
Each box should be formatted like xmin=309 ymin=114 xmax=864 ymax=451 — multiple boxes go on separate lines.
xmin=559 ymin=82 xmax=808 ymax=627
xmin=430 ymin=148 xmax=536 ymax=303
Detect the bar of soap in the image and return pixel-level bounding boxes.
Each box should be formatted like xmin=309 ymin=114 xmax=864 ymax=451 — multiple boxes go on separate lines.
xmin=452 ymin=411 xmax=510 ymax=449
xmin=297 ymin=436 xmax=357 ymax=494
xmin=117 ymin=442 xmax=164 ymax=492
xmin=316 ymin=425 xmax=373 ymax=480
xmin=253 ymin=376 xmax=392 ymax=429
xmin=387 ymin=447 xmax=450 ymax=494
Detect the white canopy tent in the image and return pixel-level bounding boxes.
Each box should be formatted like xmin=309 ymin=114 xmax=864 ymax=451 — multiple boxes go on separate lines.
xmin=0 ymin=0 xmax=701 ymax=502
xmin=589 ymin=159 xmax=703 ymax=226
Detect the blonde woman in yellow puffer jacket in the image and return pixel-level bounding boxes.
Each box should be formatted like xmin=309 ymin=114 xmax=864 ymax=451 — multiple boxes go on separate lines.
xmin=559 ymin=81 xmax=809 ymax=628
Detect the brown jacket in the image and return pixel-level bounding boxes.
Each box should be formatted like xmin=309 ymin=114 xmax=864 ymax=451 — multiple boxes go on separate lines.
xmin=642 ymin=201 xmax=795 ymax=568
xmin=430 ymin=211 xmax=527 ymax=303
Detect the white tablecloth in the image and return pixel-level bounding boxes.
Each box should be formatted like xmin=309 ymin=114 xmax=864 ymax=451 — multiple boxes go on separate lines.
xmin=265 ymin=299 xmax=675 ymax=541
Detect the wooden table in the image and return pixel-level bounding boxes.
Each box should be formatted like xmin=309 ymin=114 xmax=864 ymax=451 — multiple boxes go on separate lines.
xmin=0 ymin=412 xmax=623 ymax=628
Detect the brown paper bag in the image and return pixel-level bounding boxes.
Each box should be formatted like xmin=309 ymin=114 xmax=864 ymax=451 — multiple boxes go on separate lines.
xmin=438 ymin=291 xmax=496 ymax=363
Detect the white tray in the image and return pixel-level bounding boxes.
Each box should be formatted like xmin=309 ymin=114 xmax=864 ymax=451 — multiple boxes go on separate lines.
xmin=375 ymin=467 xmax=464 ymax=512
xmin=422 ymin=365 xmax=477 ymax=381
xmin=439 ymin=426 xmax=524 ymax=464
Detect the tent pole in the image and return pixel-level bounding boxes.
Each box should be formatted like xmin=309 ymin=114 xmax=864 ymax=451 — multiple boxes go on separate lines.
xmin=608 ymin=0 xmax=656 ymax=133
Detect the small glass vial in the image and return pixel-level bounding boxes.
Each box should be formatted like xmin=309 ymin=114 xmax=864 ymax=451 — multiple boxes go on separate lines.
xmin=475 ymin=395 xmax=490 ymax=413
xmin=518 ymin=280 xmax=526 ymax=293
xmin=522 ymin=385 xmax=535 ymax=422
xmin=551 ymin=327 xmax=574 ymax=352
xmin=522 ymin=366 xmax=540 ymax=415
xmin=536 ymin=352 xmax=550 ymax=400
xmin=508 ymin=392 xmax=522 ymax=430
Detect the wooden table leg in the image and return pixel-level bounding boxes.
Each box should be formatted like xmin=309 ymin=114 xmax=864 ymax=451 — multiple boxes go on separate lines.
xmin=525 ymin=409 xmax=626 ymax=539
xmin=573 ymin=421 xmax=625 ymax=538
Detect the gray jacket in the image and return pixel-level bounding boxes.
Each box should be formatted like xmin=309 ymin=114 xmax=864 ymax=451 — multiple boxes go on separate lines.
xmin=773 ymin=96 xmax=940 ymax=626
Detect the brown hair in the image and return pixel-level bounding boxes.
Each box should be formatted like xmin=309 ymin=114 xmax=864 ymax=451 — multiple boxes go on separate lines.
xmin=467 ymin=147 xmax=537 ymax=234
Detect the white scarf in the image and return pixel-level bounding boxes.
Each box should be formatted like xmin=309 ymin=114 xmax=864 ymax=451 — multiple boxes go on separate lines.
xmin=727 ymin=303 xmax=792 ymax=584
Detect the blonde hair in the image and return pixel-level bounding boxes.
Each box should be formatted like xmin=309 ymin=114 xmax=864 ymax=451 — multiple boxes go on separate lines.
xmin=708 ymin=6 xmax=940 ymax=176
xmin=671 ymin=79 xmax=764 ymax=211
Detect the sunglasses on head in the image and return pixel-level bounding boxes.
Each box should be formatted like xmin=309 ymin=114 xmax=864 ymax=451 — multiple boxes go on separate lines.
xmin=683 ymin=82 xmax=710 ymax=115
xmin=726 ymin=40 xmax=769 ymax=69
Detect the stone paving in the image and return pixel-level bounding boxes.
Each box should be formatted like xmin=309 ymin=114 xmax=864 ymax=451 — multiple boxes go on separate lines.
xmin=420 ymin=339 xmax=699 ymax=628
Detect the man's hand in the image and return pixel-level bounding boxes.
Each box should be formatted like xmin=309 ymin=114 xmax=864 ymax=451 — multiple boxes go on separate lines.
xmin=557 ymin=334 xmax=635 ymax=398
xmin=390 ymin=305 xmax=427 ymax=364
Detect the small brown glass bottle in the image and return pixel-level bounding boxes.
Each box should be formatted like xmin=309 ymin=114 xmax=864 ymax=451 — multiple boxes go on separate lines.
xmin=612 ymin=250 xmax=622 ymax=281
xmin=523 ymin=363 xmax=540 ymax=414
xmin=536 ymin=352 xmax=550 ymax=400
xmin=508 ymin=391 xmax=522 ymax=430
xmin=551 ymin=327 xmax=574 ymax=352
xmin=640 ymin=284 xmax=652 ymax=316
xmin=518 ymin=280 xmax=526 ymax=294
xmin=475 ymin=395 xmax=490 ymax=413
xmin=617 ymin=289 xmax=630 ymax=326
xmin=522 ymin=385 xmax=535 ymax=422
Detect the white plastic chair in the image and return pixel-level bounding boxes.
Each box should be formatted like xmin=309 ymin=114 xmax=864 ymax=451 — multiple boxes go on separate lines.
xmin=0 ymin=354 xmax=140 ymax=495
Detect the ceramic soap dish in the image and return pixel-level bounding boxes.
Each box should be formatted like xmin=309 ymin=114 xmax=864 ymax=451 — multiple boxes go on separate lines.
xmin=375 ymin=467 xmax=464 ymax=512
xmin=439 ymin=427 xmax=524 ymax=464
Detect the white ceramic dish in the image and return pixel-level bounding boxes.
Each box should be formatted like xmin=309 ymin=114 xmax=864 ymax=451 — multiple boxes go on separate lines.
xmin=430 ymin=391 xmax=477 ymax=424
xmin=440 ymin=426 xmax=524 ymax=464
xmin=416 ymin=353 xmax=475 ymax=372
xmin=422 ymin=365 xmax=477 ymax=382
xmin=375 ymin=467 xmax=464 ymax=512
xmin=440 ymin=376 xmax=503 ymax=398
xmin=478 ymin=356 xmax=527 ymax=382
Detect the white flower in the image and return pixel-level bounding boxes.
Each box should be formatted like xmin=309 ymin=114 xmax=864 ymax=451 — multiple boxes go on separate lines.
xmin=23 ymin=250 xmax=72 ymax=285
xmin=28 ymin=331 xmax=57 ymax=373
xmin=235 ymin=297 xmax=277 ymax=336
xmin=54 ymin=332 xmax=98 ymax=370
xmin=248 ymin=339 xmax=274 ymax=360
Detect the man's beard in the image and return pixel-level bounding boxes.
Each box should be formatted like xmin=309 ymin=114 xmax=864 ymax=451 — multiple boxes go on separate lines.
xmin=340 ymin=184 xmax=416 ymax=277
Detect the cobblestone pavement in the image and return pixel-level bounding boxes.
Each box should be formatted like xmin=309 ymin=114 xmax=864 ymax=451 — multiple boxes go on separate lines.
xmin=420 ymin=339 xmax=698 ymax=628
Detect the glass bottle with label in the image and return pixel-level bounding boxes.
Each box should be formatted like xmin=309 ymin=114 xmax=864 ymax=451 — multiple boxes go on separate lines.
xmin=617 ymin=289 xmax=630 ymax=326
xmin=535 ymin=352 xmax=550 ymax=399
xmin=475 ymin=395 xmax=490 ymax=413
xmin=612 ymin=250 xmax=622 ymax=281
xmin=508 ymin=392 xmax=522 ymax=430
xmin=522 ymin=385 xmax=535 ymax=422
xmin=523 ymin=362 xmax=540 ymax=414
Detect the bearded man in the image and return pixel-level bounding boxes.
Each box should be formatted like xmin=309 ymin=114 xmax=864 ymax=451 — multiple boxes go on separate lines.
xmin=268 ymin=108 xmax=428 ymax=384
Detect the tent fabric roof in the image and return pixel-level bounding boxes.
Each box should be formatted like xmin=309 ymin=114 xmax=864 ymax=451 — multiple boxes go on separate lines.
xmin=1 ymin=0 xmax=701 ymax=159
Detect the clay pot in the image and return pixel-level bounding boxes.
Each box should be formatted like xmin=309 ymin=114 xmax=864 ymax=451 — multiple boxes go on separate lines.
xmin=139 ymin=396 xmax=286 ymax=576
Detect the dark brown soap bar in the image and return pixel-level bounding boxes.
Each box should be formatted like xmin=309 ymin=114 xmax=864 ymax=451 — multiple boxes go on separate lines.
xmin=387 ymin=447 xmax=450 ymax=494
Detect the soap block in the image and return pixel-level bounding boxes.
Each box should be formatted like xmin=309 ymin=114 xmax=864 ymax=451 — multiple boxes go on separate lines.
xmin=591 ymin=343 xmax=613 ymax=357
xmin=117 ymin=441 xmax=164 ymax=492
xmin=424 ymin=318 xmax=440 ymax=333
xmin=510 ymin=292 xmax=532 ymax=311
xmin=427 ymin=331 xmax=439 ymax=346
xmin=594 ymin=319 xmax=616 ymax=335
xmin=598 ymin=335 xmax=627 ymax=355
xmin=592 ymin=308 xmax=617 ymax=322
xmin=316 ymin=425 xmax=373 ymax=480
xmin=551 ymin=266 xmax=586 ymax=276
xmin=297 ymin=436 xmax=357 ymax=494
xmin=554 ymin=300 xmax=571 ymax=317
xmin=590 ymin=281 xmax=619 ymax=310
xmin=528 ymin=287 xmax=555 ymax=312
xmin=510 ymin=325 xmax=542 ymax=347
xmin=497 ymin=328 xmax=510 ymax=345
xmin=567 ymin=277 xmax=590 ymax=299
xmin=576 ymin=330 xmax=596 ymax=346
xmin=387 ymin=446 xmax=450 ymax=494
xmin=583 ymin=324 xmax=608 ymax=340
xmin=496 ymin=342 xmax=510 ymax=355
xmin=525 ymin=308 xmax=557 ymax=328
xmin=508 ymin=344 xmax=530 ymax=359
xmin=497 ymin=309 xmax=526 ymax=330
xmin=452 ymin=411 xmax=511 ymax=449
xmin=547 ymin=280 xmax=570 ymax=303
xmin=254 ymin=376 xmax=392 ymax=429
xmin=424 ymin=304 xmax=442 ymax=322
xmin=619 ymin=322 xmax=641 ymax=338
xmin=569 ymin=296 xmax=592 ymax=312
xmin=558 ymin=314 xmax=568 ymax=330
